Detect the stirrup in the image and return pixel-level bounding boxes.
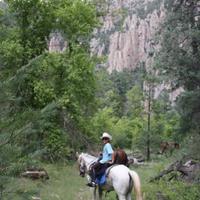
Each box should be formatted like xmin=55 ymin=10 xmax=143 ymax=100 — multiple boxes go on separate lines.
xmin=86 ymin=182 xmax=96 ymax=187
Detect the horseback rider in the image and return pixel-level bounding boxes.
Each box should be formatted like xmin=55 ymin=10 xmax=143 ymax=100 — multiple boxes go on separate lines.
xmin=87 ymin=132 xmax=114 ymax=187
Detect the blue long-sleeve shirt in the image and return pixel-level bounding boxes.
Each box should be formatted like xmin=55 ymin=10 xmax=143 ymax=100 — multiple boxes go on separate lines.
xmin=99 ymin=143 xmax=113 ymax=164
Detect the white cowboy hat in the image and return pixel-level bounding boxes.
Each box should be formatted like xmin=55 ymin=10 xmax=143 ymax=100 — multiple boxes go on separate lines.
xmin=100 ymin=132 xmax=112 ymax=140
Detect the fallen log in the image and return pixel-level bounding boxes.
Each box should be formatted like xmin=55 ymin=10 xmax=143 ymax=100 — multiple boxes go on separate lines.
xmin=150 ymin=158 xmax=200 ymax=183
xmin=127 ymin=152 xmax=145 ymax=166
xmin=128 ymin=157 xmax=145 ymax=165
xmin=32 ymin=197 xmax=41 ymax=200
xmin=21 ymin=168 xmax=49 ymax=180
xmin=149 ymin=160 xmax=181 ymax=182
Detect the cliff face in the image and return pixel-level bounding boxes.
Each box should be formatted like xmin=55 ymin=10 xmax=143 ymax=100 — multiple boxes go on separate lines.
xmin=90 ymin=0 xmax=165 ymax=72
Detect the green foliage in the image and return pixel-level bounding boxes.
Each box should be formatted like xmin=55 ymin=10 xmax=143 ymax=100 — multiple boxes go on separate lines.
xmin=126 ymin=85 xmax=144 ymax=117
xmin=110 ymin=69 xmax=136 ymax=96
xmin=94 ymin=66 xmax=181 ymax=154
xmin=90 ymin=107 xmax=117 ymax=141
xmin=98 ymin=89 xmax=121 ymax=117
xmin=177 ymin=90 xmax=200 ymax=134
xmin=7 ymin=0 xmax=55 ymax=62
xmin=2 ymin=157 xmax=200 ymax=200
xmin=0 ymin=162 xmax=118 ymax=199
xmin=112 ymin=117 xmax=144 ymax=149
xmin=0 ymin=145 xmax=22 ymax=176
xmin=152 ymin=90 xmax=171 ymax=115
xmin=95 ymin=67 xmax=145 ymax=116
xmin=151 ymin=90 xmax=180 ymax=141
xmin=33 ymin=80 xmax=56 ymax=107
xmin=55 ymin=0 xmax=98 ymax=43
xmin=156 ymin=0 xmax=200 ymax=137
xmin=0 ymin=39 xmax=23 ymax=69
xmin=135 ymin=156 xmax=200 ymax=200
xmin=43 ymin=128 xmax=71 ymax=162
xmin=142 ymin=180 xmax=200 ymax=200
xmin=109 ymin=69 xmax=139 ymax=117
xmin=9 ymin=47 xmax=96 ymax=156
xmin=183 ymin=133 xmax=200 ymax=160
xmin=0 ymin=0 xmax=98 ymax=166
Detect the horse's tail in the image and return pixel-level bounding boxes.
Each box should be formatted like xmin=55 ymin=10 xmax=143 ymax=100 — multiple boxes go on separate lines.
xmin=129 ymin=170 xmax=143 ymax=200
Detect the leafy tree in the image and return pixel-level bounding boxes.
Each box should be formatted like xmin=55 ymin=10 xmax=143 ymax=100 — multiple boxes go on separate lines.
xmin=109 ymin=69 xmax=141 ymax=117
xmin=112 ymin=117 xmax=133 ymax=148
xmin=90 ymin=107 xmax=117 ymax=142
xmin=157 ymin=0 xmax=200 ymax=136
xmin=6 ymin=0 xmax=55 ymax=64
xmin=126 ymin=85 xmax=144 ymax=117
xmin=55 ymin=0 xmax=98 ymax=50
xmin=7 ymin=46 xmax=97 ymax=159
xmin=0 ymin=0 xmax=98 ymax=164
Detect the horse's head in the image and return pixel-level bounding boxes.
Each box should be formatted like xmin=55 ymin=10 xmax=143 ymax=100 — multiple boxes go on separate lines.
xmin=76 ymin=153 xmax=86 ymax=177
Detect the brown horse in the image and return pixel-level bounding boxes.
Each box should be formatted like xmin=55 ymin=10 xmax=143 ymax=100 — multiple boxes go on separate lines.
xmin=159 ymin=142 xmax=180 ymax=155
xmin=113 ymin=148 xmax=129 ymax=166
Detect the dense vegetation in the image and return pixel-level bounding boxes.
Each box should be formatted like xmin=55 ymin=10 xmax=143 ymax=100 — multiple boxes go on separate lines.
xmin=0 ymin=0 xmax=98 ymax=197
xmin=156 ymin=0 xmax=200 ymax=159
xmin=0 ymin=0 xmax=200 ymax=199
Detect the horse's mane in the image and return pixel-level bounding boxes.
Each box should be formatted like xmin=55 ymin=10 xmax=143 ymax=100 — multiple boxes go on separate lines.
xmin=80 ymin=153 xmax=98 ymax=165
xmin=81 ymin=150 xmax=129 ymax=165
xmin=81 ymin=153 xmax=97 ymax=159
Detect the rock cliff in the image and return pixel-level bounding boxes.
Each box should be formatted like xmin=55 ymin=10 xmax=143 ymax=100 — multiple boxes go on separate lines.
xmin=90 ymin=0 xmax=165 ymax=72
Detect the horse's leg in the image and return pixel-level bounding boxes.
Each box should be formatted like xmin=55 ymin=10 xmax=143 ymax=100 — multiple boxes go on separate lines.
xmin=126 ymin=193 xmax=131 ymax=200
xmin=98 ymin=187 xmax=103 ymax=200
xmin=117 ymin=191 xmax=132 ymax=200
xmin=93 ymin=187 xmax=97 ymax=200
xmin=170 ymin=148 xmax=173 ymax=156
xmin=117 ymin=194 xmax=127 ymax=200
xmin=116 ymin=194 xmax=119 ymax=200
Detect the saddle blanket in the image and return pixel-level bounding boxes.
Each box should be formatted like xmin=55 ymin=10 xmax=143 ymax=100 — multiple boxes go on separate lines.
xmin=96 ymin=173 xmax=106 ymax=185
xmin=95 ymin=165 xmax=116 ymax=185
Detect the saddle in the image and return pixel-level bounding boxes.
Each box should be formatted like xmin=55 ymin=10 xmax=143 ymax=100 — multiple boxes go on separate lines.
xmin=95 ymin=165 xmax=117 ymax=185
xmin=92 ymin=149 xmax=128 ymax=186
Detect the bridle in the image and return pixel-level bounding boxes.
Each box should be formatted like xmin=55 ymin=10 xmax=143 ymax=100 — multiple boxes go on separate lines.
xmin=78 ymin=154 xmax=97 ymax=177
xmin=78 ymin=157 xmax=86 ymax=177
xmin=79 ymin=163 xmax=86 ymax=177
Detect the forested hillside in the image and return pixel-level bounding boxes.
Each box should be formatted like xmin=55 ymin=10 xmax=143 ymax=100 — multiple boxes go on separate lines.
xmin=156 ymin=0 xmax=200 ymax=158
xmin=0 ymin=1 xmax=99 ymax=195
xmin=0 ymin=0 xmax=200 ymax=199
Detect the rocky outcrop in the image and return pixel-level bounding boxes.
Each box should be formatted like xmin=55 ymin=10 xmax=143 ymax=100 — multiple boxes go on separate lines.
xmin=48 ymin=32 xmax=67 ymax=53
xmin=90 ymin=0 xmax=165 ymax=72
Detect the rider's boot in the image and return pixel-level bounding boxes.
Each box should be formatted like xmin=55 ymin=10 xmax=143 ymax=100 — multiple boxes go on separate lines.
xmin=86 ymin=172 xmax=96 ymax=187
xmin=86 ymin=181 xmax=96 ymax=187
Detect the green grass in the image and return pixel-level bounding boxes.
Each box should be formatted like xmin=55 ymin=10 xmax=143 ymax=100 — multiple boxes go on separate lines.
xmin=2 ymin=162 xmax=117 ymax=200
xmin=2 ymin=154 xmax=200 ymax=200
xmin=132 ymin=155 xmax=200 ymax=200
xmin=40 ymin=163 xmax=93 ymax=200
xmin=2 ymin=163 xmax=92 ymax=200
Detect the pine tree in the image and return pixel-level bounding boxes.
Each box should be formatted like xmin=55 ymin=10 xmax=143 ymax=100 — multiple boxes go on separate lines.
xmin=157 ymin=0 xmax=200 ymax=137
xmin=0 ymin=0 xmax=98 ymax=165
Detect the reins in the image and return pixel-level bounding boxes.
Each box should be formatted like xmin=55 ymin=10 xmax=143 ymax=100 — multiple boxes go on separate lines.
xmin=81 ymin=153 xmax=98 ymax=171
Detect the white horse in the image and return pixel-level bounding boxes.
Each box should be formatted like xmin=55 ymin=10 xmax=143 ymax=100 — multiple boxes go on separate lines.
xmin=77 ymin=152 xmax=143 ymax=200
